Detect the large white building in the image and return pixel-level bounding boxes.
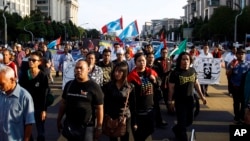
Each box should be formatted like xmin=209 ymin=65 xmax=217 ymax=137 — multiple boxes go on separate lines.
xmin=183 ymin=0 xmax=250 ymax=23
xmin=31 ymin=0 xmax=79 ymax=24
xmin=0 ymin=0 xmax=30 ymax=17
xmin=0 ymin=0 xmax=79 ymax=24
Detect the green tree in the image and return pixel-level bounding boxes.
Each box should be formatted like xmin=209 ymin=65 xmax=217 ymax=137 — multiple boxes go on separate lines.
xmin=51 ymin=21 xmax=62 ymax=39
xmin=208 ymin=6 xmax=235 ymax=42
xmin=17 ymin=16 xmax=32 ymax=42
xmin=29 ymin=9 xmax=47 ymax=39
xmin=7 ymin=13 xmax=22 ymax=42
xmin=237 ymin=6 xmax=250 ymax=42
xmin=192 ymin=17 xmax=204 ymax=41
xmin=86 ymin=29 xmax=100 ymax=39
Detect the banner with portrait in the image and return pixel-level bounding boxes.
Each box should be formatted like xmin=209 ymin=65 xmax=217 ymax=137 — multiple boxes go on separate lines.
xmin=193 ymin=57 xmax=221 ymax=84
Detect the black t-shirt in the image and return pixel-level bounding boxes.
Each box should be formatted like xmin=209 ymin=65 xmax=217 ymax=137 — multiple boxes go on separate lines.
xmin=169 ymin=67 xmax=197 ymax=99
xmin=102 ymin=82 xmax=135 ymax=119
xmin=62 ymin=79 xmax=104 ymax=125
xmin=19 ymin=70 xmax=49 ymax=111
xmin=132 ymin=71 xmax=154 ymax=111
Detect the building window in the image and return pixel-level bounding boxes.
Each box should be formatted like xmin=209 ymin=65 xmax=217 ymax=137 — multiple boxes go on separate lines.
xmin=191 ymin=2 xmax=196 ymax=12
xmin=226 ymin=0 xmax=232 ymax=8
xmin=37 ymin=0 xmax=48 ymax=4
xmin=37 ymin=6 xmax=48 ymax=10
xmin=207 ymin=0 xmax=220 ymax=6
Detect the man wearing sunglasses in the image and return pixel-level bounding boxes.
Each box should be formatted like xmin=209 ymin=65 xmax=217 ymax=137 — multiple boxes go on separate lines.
xmin=19 ymin=51 xmax=49 ymax=141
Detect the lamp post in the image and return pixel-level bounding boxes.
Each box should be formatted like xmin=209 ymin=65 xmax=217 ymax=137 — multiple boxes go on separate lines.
xmin=24 ymin=21 xmax=45 ymax=43
xmin=3 ymin=5 xmax=8 ymax=46
xmin=79 ymin=23 xmax=89 ymax=41
xmin=234 ymin=3 xmax=243 ymax=42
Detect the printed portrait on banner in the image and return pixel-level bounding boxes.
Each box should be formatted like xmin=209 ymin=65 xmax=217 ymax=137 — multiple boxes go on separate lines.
xmin=193 ymin=57 xmax=221 ymax=84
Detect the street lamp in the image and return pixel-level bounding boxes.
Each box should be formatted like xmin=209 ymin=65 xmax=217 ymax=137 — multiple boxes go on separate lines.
xmin=3 ymin=5 xmax=8 ymax=46
xmin=79 ymin=23 xmax=89 ymax=40
xmin=234 ymin=3 xmax=243 ymax=42
xmin=24 ymin=21 xmax=45 ymax=43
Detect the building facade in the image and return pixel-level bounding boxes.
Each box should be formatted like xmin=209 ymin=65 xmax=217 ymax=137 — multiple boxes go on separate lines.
xmin=31 ymin=0 xmax=79 ymax=24
xmin=0 ymin=0 xmax=30 ymax=17
xmin=141 ymin=18 xmax=182 ymax=40
xmin=183 ymin=0 xmax=250 ymax=23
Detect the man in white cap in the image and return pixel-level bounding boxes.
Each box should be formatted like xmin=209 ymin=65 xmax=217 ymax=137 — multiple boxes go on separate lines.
xmin=112 ymin=48 xmax=126 ymax=66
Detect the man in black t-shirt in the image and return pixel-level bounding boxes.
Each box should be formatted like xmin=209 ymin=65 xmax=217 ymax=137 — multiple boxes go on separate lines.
xmin=97 ymin=48 xmax=114 ymax=85
xmin=57 ymin=60 xmax=104 ymax=141
xmin=168 ymin=52 xmax=206 ymax=141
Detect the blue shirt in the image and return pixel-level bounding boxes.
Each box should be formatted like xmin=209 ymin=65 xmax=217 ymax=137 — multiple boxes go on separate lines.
xmin=230 ymin=60 xmax=250 ymax=86
xmin=0 ymin=84 xmax=35 ymax=141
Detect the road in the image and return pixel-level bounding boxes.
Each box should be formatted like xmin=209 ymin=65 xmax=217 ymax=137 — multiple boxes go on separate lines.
xmin=40 ymin=68 xmax=233 ymax=141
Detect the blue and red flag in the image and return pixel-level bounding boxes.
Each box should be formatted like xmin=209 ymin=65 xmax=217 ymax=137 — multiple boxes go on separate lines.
xmin=101 ymin=17 xmax=123 ymax=34
xmin=118 ymin=20 xmax=139 ymax=42
xmin=47 ymin=37 xmax=61 ymax=49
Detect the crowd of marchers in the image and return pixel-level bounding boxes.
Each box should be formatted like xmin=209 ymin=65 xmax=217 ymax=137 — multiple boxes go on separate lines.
xmin=0 ymin=41 xmax=250 ymax=141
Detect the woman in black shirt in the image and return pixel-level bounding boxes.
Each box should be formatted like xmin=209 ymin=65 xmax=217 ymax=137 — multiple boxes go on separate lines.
xmin=127 ymin=53 xmax=160 ymax=141
xmin=102 ymin=61 xmax=136 ymax=141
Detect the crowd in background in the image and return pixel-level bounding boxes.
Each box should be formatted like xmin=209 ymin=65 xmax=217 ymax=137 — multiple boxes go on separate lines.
xmin=0 ymin=41 xmax=250 ymax=141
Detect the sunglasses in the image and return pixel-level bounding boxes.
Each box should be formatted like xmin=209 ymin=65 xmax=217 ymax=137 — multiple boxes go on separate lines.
xmin=28 ymin=58 xmax=40 ymax=62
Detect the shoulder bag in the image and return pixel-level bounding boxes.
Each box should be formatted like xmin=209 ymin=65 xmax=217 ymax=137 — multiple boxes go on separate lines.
xmin=102 ymin=86 xmax=131 ymax=137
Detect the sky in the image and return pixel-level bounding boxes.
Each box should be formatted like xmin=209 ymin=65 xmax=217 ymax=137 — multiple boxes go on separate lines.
xmin=77 ymin=0 xmax=187 ymax=33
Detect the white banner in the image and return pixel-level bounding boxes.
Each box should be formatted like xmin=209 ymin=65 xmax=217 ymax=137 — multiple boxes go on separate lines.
xmin=62 ymin=61 xmax=75 ymax=90
xmin=193 ymin=57 xmax=221 ymax=84
xmin=51 ymin=49 xmax=64 ymax=71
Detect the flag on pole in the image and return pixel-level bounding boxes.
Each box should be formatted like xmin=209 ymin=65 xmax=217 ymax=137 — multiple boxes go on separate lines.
xmin=154 ymin=42 xmax=164 ymax=58
xmin=47 ymin=37 xmax=61 ymax=49
xmin=168 ymin=39 xmax=187 ymax=57
xmin=101 ymin=17 xmax=123 ymax=34
xmin=118 ymin=20 xmax=139 ymax=42
xmin=160 ymin=31 xmax=167 ymax=48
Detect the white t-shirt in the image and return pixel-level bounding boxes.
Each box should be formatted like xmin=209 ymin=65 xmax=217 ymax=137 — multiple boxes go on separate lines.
xmin=199 ymin=52 xmax=213 ymax=58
